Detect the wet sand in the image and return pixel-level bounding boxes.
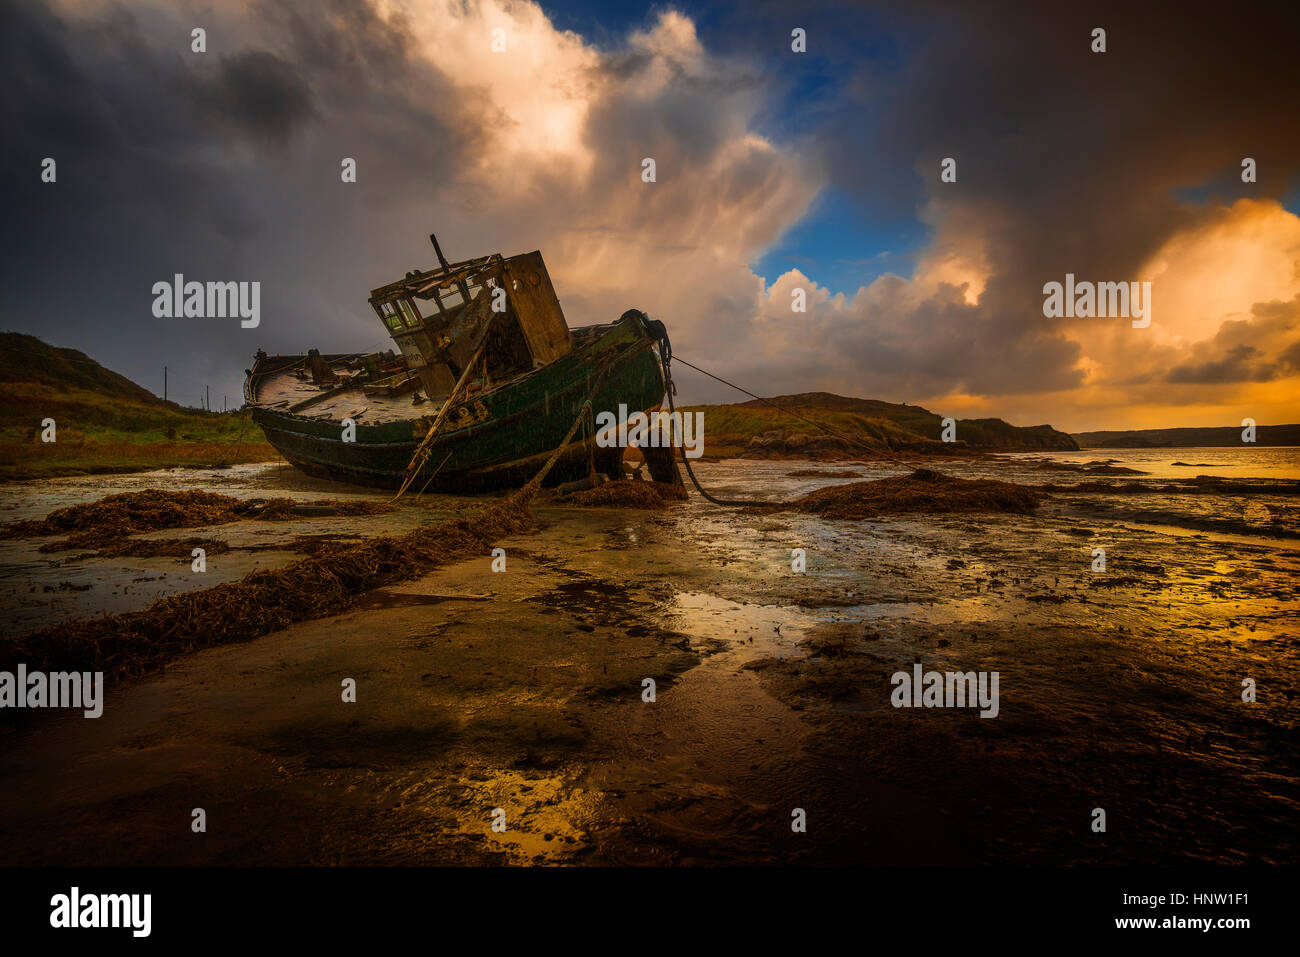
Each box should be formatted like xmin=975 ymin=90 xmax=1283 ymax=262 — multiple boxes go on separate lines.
xmin=0 ymin=455 xmax=1296 ymax=865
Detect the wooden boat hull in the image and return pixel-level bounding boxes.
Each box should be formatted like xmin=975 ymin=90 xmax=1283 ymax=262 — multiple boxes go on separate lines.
xmin=247 ymin=314 xmax=665 ymax=491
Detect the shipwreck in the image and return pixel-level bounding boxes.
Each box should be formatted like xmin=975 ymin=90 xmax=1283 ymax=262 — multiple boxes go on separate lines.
xmin=244 ymin=235 xmax=678 ymax=493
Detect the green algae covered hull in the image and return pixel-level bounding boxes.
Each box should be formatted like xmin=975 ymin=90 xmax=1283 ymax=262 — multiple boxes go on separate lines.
xmin=248 ymin=313 xmax=665 ymax=491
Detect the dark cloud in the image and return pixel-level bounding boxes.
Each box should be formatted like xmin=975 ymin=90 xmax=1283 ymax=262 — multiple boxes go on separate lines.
xmin=1167 ymin=344 xmax=1272 ymax=385
xmin=195 ymin=50 xmax=316 ymax=146
xmin=0 ymin=0 xmax=475 ymax=401
xmin=1167 ymin=295 xmax=1300 ymax=384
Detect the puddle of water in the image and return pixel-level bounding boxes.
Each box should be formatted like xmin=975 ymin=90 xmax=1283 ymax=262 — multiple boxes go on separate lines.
xmin=664 ymin=591 xmax=822 ymax=660
xmin=448 ymin=770 xmax=596 ymax=864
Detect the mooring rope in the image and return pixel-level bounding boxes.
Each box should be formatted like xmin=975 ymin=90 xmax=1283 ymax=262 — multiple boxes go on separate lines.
xmin=395 ymin=339 xmax=633 ymax=502
xmin=669 ymin=355 xmax=927 ymax=474
xmin=635 ymin=311 xmax=927 ymax=506
xmin=392 ymin=315 xmax=499 ymax=501
xmin=661 ymin=373 xmax=772 ymax=507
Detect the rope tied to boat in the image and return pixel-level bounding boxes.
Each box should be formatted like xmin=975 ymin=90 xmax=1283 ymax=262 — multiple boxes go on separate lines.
xmin=633 ymin=310 xmax=927 ymax=506
xmin=392 ymin=312 xmax=499 ymax=501
xmin=394 ymin=336 xmax=632 ymax=502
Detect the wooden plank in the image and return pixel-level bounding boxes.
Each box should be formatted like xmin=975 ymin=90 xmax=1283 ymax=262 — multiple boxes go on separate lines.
xmin=500 ymin=251 xmax=571 ymax=365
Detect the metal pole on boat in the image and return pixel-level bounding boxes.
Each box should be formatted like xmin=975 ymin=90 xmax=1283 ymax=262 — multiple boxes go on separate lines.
xmin=430 ymin=233 xmax=471 ymax=304
xmin=430 ymin=233 xmax=450 ymax=270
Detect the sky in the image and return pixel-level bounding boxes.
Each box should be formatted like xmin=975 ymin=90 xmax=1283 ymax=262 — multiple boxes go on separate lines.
xmin=2 ymin=0 xmax=1298 ymax=433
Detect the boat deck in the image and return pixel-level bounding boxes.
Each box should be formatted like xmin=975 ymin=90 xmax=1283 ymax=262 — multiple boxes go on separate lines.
xmin=248 ymin=355 xmax=436 ymax=425
xmin=248 ymin=326 xmax=612 ymax=426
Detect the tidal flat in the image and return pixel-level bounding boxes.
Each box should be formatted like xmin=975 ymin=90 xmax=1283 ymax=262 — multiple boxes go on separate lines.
xmin=0 ymin=453 xmax=1296 ymax=865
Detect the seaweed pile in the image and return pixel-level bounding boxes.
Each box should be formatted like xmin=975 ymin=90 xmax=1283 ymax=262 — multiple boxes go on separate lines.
xmin=4 ymin=490 xmax=238 ymax=539
xmin=57 ymin=536 xmax=233 ymax=559
xmin=788 ymin=468 xmax=1042 ymax=519
xmin=1032 ymin=460 xmax=1147 ymax=475
xmin=3 ymin=490 xmax=536 ymax=682
xmin=2 ymin=489 xmax=394 ymax=555
xmin=560 ymin=480 xmax=688 ymax=509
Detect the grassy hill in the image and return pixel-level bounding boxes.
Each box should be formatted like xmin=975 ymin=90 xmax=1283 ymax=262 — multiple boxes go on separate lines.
xmin=1072 ymin=425 xmax=1300 ymax=448
xmin=680 ymin=392 xmax=1078 ymax=459
xmin=0 ymin=333 xmax=278 ymax=480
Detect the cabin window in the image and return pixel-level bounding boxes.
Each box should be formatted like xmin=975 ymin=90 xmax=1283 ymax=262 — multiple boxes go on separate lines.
xmin=439 ymin=283 xmax=483 ymax=314
xmin=397 ymin=299 xmax=423 ymax=329
xmin=377 ymin=301 xmax=404 ymax=333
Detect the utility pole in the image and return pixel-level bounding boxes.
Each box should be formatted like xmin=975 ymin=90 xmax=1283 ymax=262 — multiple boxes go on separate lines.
xmin=164 ymin=365 xmax=168 ymax=401
xmin=206 ymin=385 xmax=211 ymax=411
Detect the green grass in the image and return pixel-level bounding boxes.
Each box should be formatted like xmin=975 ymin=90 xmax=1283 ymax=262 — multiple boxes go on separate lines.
xmin=0 ymin=334 xmax=279 ymax=480
xmin=0 ymin=386 xmax=278 ymax=479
